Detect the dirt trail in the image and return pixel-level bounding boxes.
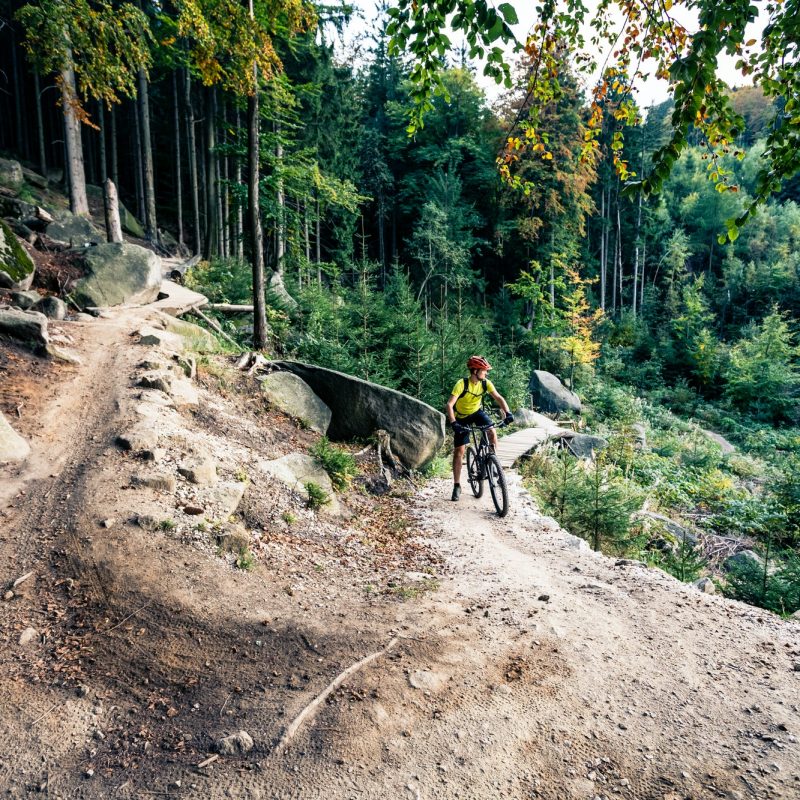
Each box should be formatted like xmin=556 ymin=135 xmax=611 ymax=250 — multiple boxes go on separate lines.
xmin=1 ymin=305 xmax=799 ymax=800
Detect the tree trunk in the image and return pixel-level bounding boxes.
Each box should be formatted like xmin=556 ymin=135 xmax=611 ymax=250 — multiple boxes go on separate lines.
xmin=599 ymin=189 xmax=606 ymax=311
xmin=110 ymin=105 xmax=119 ymax=188
xmin=183 ymin=70 xmax=201 ymax=254
xmin=60 ymin=47 xmax=89 ymax=217
xmin=12 ymin=35 xmax=28 ymax=160
xmin=104 ymin=178 xmax=123 ymax=243
xmin=97 ymin=101 xmax=107 ymax=184
xmin=34 ymin=71 xmax=47 ymax=176
xmin=203 ymin=86 xmax=218 ymax=259
xmin=132 ymin=100 xmax=145 ymax=224
xmin=220 ymin=99 xmax=229 ymax=259
xmin=247 ymin=22 xmax=268 ymax=350
xmin=235 ymin=109 xmax=244 ymax=261
xmin=173 ymin=72 xmax=184 ymax=249
xmin=137 ymin=67 xmax=157 ymax=241
xmin=275 ymin=121 xmax=286 ymax=275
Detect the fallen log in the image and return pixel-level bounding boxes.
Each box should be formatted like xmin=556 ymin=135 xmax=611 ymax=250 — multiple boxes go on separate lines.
xmin=204 ymin=303 xmax=254 ymax=312
xmin=189 ymin=308 xmax=241 ymax=350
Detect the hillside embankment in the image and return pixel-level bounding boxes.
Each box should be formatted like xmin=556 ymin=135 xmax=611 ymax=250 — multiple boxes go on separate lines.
xmin=1 ymin=300 xmax=799 ymax=800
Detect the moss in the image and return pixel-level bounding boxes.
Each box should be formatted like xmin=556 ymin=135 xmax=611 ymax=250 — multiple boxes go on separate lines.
xmin=0 ymin=219 xmax=35 ymax=284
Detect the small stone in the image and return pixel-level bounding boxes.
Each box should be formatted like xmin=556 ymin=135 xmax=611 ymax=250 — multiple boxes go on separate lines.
xmin=93 ymin=730 xmax=105 ymax=741
xmin=77 ymin=684 xmax=90 ymax=697
xmin=137 ymin=514 xmax=160 ymax=531
xmin=116 ymin=427 xmax=158 ymax=453
xmin=215 ymin=730 xmax=254 ymax=756
xmin=19 ymin=626 xmax=39 ymax=645
xmin=183 ymin=505 xmax=205 ymax=516
xmin=133 ymin=473 xmax=177 ymax=493
xmin=84 ymin=768 xmax=94 ymax=778
xmin=168 ymin=780 xmax=182 ymax=791
xmin=3 ymin=590 xmax=14 ymax=601
xmin=101 ymin=518 xmax=116 ymax=529
xmin=537 ymin=594 xmax=550 ymax=602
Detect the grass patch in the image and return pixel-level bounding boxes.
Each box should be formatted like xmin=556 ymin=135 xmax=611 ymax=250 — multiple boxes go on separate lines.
xmin=310 ymin=436 xmax=358 ymax=491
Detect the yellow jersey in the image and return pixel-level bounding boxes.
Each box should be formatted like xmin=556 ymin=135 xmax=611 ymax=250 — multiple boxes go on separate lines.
xmin=451 ymin=377 xmax=495 ymax=418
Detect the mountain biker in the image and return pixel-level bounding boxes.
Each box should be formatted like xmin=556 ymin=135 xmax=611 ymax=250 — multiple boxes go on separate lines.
xmin=445 ymin=355 xmax=513 ymax=501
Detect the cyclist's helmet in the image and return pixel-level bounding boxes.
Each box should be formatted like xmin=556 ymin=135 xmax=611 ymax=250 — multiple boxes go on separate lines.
xmin=467 ymin=355 xmax=492 ymax=371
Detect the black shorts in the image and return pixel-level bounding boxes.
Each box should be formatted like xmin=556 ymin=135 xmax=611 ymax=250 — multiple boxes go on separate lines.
xmin=453 ymin=409 xmax=492 ymax=447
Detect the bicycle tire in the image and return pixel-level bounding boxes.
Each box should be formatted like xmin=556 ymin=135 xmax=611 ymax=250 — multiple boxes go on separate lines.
xmin=486 ymin=453 xmax=509 ymax=517
xmin=466 ymin=447 xmax=484 ymax=498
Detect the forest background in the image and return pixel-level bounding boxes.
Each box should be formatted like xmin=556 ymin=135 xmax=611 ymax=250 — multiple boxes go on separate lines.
xmin=0 ymin=0 xmax=798 ymax=614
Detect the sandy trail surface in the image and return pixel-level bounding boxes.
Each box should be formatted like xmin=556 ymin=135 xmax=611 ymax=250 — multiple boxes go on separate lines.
xmin=1 ymin=306 xmax=799 ymax=800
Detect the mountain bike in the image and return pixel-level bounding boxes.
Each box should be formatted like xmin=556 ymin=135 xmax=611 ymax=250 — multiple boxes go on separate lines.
xmin=465 ymin=419 xmax=509 ymax=517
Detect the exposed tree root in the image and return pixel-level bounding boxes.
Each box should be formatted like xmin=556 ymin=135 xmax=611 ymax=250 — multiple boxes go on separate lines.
xmin=274 ymin=636 xmax=399 ymax=754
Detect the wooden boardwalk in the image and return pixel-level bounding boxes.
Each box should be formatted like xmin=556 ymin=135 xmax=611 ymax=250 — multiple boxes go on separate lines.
xmin=495 ymin=411 xmax=570 ymax=469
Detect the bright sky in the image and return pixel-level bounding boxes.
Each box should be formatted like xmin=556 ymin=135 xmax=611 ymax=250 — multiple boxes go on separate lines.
xmin=341 ymin=0 xmax=764 ymax=110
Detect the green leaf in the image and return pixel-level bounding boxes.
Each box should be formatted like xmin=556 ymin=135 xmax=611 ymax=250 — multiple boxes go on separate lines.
xmin=498 ymin=3 xmax=519 ymax=24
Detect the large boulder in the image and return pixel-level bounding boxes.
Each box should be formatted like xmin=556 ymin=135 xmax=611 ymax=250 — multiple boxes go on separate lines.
xmin=259 ymin=372 xmax=331 ymax=434
xmin=268 ymin=271 xmax=298 ymax=311
xmin=0 ymin=219 xmax=35 ymax=290
xmin=0 ymin=411 xmax=30 ymax=462
xmin=0 ymin=158 xmax=24 ymax=193
xmin=636 ymin=511 xmax=698 ymax=549
xmin=529 ymin=370 xmax=581 ymax=415
xmin=0 ymin=308 xmax=49 ymax=352
xmin=46 ymin=211 xmax=104 ymax=248
xmin=554 ymin=431 xmax=608 ymax=459
xmin=71 ymin=242 xmax=162 ymax=309
xmin=270 ymin=361 xmax=445 ymax=470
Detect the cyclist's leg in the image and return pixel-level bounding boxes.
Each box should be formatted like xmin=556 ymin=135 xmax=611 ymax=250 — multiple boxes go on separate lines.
xmin=474 ymin=410 xmax=497 ymax=449
xmin=453 ymin=444 xmax=466 ymax=484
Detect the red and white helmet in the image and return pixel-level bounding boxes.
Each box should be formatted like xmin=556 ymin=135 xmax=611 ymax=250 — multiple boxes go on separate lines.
xmin=467 ymin=355 xmax=492 ymax=371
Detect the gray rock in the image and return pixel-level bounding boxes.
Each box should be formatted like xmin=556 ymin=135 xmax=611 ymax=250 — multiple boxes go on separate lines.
xmin=178 ymin=453 xmax=217 ymax=485
xmin=633 ymin=423 xmax=647 ymax=450
xmin=18 ymin=627 xmax=39 ymax=646
xmin=270 ymin=361 xmax=445 ymax=470
xmin=46 ymin=344 xmax=81 ymax=364
xmin=208 ymin=481 xmax=247 ymax=518
xmin=268 ymin=271 xmax=298 ymax=310
xmin=215 ymin=523 xmax=250 ymax=554
xmin=0 ymin=158 xmax=24 ymax=192
xmin=138 ymin=325 xmax=185 ymax=351
xmin=0 ymin=307 xmax=49 ymax=352
xmin=529 ymin=370 xmax=582 ymax=415
xmin=172 ymin=352 xmax=196 ymax=379
xmin=33 ymin=296 xmax=67 ymax=320
xmin=117 ymin=426 xmax=159 ymax=453
xmin=133 ymin=473 xmax=177 ymax=493
xmin=139 ymin=372 xmax=173 ymax=394
xmin=168 ymin=376 xmax=199 ymax=409
xmin=408 ymin=670 xmax=447 ymax=691
xmin=259 ymin=453 xmax=341 ymax=515
xmin=511 ymin=408 xmax=543 ymax=427
xmin=0 ymin=411 xmax=30 ymax=462
xmin=260 ymin=371 xmax=331 ymax=434
xmin=0 ymin=218 xmax=36 ymax=290
xmin=216 ymin=730 xmax=254 ymax=756
xmin=555 ymin=432 xmax=608 ymax=459
xmin=136 ymin=514 xmax=160 ymax=531
xmin=46 ymin=211 xmax=103 ymax=248
xmin=10 ymin=290 xmax=40 ymax=310
xmin=723 ymin=549 xmax=766 ymax=573
xmin=693 ymin=577 xmax=716 ymax=594
xmin=22 ymin=167 xmax=48 ymax=189
xmin=71 ymin=242 xmax=161 ymax=309
xmin=6 ymin=219 xmax=37 ymax=244
xmin=636 ymin=511 xmax=698 ymax=548
xmin=157 ymin=313 xmax=221 ymax=354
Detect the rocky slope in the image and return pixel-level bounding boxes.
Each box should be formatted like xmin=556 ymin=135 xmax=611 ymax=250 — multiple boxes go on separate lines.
xmin=0 ymin=298 xmax=799 ymax=800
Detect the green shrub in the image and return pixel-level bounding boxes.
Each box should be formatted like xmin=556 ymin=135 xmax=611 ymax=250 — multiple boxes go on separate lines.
xmin=305 ymin=481 xmax=331 ymax=510
xmin=310 ymin=437 xmax=358 ymax=491
xmin=235 ymin=547 xmax=256 ymax=571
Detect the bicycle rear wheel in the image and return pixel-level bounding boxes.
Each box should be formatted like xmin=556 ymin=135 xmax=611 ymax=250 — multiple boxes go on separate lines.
xmin=466 ymin=447 xmax=484 ymax=497
xmin=486 ymin=454 xmax=509 ymax=517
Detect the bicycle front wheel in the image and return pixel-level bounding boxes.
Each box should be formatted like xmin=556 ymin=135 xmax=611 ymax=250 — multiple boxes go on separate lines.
xmin=466 ymin=447 xmax=484 ymax=498
xmin=486 ymin=454 xmax=509 ymax=517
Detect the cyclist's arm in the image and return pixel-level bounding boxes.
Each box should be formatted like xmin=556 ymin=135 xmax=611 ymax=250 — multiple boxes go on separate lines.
xmin=489 ymin=389 xmax=510 ymax=416
xmin=445 ymin=394 xmax=458 ymax=425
